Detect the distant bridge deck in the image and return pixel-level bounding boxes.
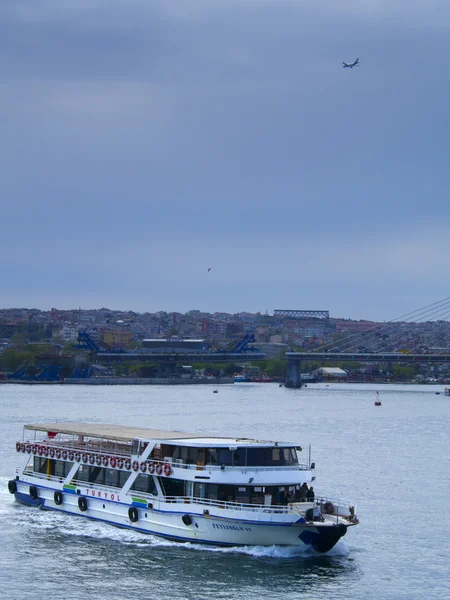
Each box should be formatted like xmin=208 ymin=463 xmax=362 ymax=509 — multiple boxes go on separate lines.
xmin=285 ymin=352 xmax=450 ymax=363
xmin=95 ymin=352 xmax=266 ymax=364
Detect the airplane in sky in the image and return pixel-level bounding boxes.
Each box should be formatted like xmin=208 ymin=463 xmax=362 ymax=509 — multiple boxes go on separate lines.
xmin=342 ymin=58 xmax=359 ymax=69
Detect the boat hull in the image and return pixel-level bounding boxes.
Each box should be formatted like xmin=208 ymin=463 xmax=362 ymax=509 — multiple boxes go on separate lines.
xmin=12 ymin=482 xmax=349 ymax=551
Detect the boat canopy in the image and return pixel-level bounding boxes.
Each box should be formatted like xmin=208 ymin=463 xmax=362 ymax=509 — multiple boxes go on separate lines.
xmin=24 ymin=422 xmax=298 ymax=447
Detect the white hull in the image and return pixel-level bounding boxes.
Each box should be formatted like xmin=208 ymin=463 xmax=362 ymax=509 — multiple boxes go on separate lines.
xmin=13 ymin=478 xmax=350 ymax=551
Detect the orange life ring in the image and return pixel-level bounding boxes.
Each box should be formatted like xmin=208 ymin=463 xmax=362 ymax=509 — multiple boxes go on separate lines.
xmin=95 ymin=455 xmax=102 ymax=466
xmin=49 ymin=447 xmax=55 ymax=458
xmin=132 ymin=460 xmax=139 ymax=472
xmin=110 ymin=456 xmax=117 ymax=468
xmin=117 ymin=457 xmax=124 ymax=469
xmin=16 ymin=442 xmax=21 ymax=452
xmin=74 ymin=451 xmax=81 ymax=462
xmin=31 ymin=444 xmax=37 ymax=455
xmin=102 ymin=456 xmax=109 ymax=467
xmin=43 ymin=446 xmax=49 ymax=457
xmin=62 ymin=449 xmax=68 ymax=461
xmin=124 ymin=458 xmax=131 ymax=470
xmin=155 ymin=463 xmax=163 ymax=475
xmin=148 ymin=462 xmax=155 ymax=474
xmin=140 ymin=462 xmax=147 ymax=473
xmin=37 ymin=445 xmax=43 ymax=456
xmin=20 ymin=443 xmax=26 ymax=453
xmin=82 ymin=453 xmax=88 ymax=464
xmin=324 ymin=501 xmax=335 ymax=514
xmin=55 ymin=448 xmax=61 ymax=460
xmin=164 ymin=463 xmax=172 ymax=477
xmin=68 ymin=450 xmax=74 ymax=461
xmin=88 ymin=454 xmax=95 ymax=465
xmin=26 ymin=444 xmax=32 ymax=454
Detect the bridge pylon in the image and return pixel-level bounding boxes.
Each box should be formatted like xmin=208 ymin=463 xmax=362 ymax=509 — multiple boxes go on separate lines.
xmin=285 ymin=359 xmax=302 ymax=388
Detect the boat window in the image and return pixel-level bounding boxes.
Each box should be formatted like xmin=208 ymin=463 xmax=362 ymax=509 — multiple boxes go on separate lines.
xmin=74 ymin=465 xmax=130 ymax=488
xmin=118 ymin=471 xmax=130 ymax=487
xmin=88 ymin=467 xmax=104 ymax=485
xmin=206 ymin=448 xmax=219 ymax=464
xmin=171 ymin=446 xmax=200 ymax=464
xmin=245 ymin=447 xmax=298 ymax=466
xmin=235 ymin=487 xmax=251 ymax=503
xmin=53 ymin=460 xmax=73 ymax=478
xmin=216 ymin=449 xmax=233 ymax=466
xmin=105 ymin=468 xmax=120 ymax=487
xmin=131 ymin=474 xmax=158 ymax=495
xmin=193 ymin=482 xmax=206 ymax=498
xmin=75 ymin=464 xmax=89 ymax=482
xmin=161 ymin=477 xmax=184 ymax=497
xmin=205 ymin=484 xmax=218 ymax=500
xmin=33 ymin=457 xmax=49 ymax=474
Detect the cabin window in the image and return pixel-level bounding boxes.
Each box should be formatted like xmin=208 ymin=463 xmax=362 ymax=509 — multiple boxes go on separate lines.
xmin=131 ymin=474 xmax=158 ymax=495
xmin=245 ymin=447 xmax=298 ymax=466
xmin=205 ymin=484 xmax=218 ymax=500
xmin=76 ymin=464 xmax=89 ymax=482
xmin=88 ymin=467 xmax=104 ymax=485
xmin=235 ymin=487 xmax=251 ymax=504
xmin=74 ymin=465 xmax=129 ymax=488
xmin=118 ymin=471 xmax=130 ymax=487
xmin=33 ymin=457 xmax=49 ymax=474
xmin=193 ymin=482 xmax=206 ymax=498
xmin=161 ymin=477 xmax=184 ymax=497
xmin=53 ymin=460 xmax=74 ymax=478
xmin=171 ymin=446 xmax=198 ymax=464
xmin=105 ymin=468 xmax=120 ymax=487
xmin=206 ymin=449 xmax=218 ymax=464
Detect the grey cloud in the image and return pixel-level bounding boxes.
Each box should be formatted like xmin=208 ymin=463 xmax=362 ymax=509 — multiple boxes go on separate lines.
xmin=2 ymin=1 xmax=450 ymax=317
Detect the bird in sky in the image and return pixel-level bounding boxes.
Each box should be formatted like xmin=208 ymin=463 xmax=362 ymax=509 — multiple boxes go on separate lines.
xmin=207 ymin=268 xmax=212 ymax=272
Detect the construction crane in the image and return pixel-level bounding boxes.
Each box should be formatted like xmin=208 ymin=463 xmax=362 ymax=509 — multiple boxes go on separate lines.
xmin=216 ymin=333 xmax=259 ymax=354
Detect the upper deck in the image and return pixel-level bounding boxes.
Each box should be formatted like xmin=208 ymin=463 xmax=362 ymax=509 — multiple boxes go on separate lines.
xmin=23 ymin=422 xmax=299 ymax=449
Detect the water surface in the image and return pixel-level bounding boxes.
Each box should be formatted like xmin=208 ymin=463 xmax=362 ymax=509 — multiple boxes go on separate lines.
xmin=1 ymin=382 xmax=449 ymax=599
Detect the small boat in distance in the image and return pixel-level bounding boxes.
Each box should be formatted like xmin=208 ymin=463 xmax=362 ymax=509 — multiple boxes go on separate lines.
xmin=8 ymin=422 xmax=359 ymax=553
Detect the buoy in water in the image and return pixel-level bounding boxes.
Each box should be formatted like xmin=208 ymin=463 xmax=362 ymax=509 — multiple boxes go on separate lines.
xmin=213 ymin=390 xmax=218 ymax=393
xmin=374 ymin=401 xmax=382 ymax=406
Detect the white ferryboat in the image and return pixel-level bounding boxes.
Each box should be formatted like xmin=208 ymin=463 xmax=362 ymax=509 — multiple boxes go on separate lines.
xmin=8 ymin=423 xmax=358 ymax=553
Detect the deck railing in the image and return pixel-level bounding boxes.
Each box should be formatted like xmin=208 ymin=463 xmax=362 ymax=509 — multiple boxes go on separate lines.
xmin=20 ymin=467 xmax=357 ymax=520
xmin=16 ymin=439 xmax=312 ymax=471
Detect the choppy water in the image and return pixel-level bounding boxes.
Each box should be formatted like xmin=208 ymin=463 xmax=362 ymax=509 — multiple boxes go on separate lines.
xmin=1 ymin=382 xmax=449 ymax=600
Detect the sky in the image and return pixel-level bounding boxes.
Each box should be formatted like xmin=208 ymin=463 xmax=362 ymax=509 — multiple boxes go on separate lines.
xmin=1 ymin=1 xmax=450 ymax=320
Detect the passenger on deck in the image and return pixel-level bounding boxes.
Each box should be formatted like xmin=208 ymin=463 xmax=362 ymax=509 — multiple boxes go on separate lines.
xmin=306 ymin=486 xmax=315 ymax=501
xmin=296 ymin=483 xmax=308 ymax=502
xmin=274 ymin=488 xmax=284 ymax=505
xmin=281 ymin=488 xmax=290 ymax=506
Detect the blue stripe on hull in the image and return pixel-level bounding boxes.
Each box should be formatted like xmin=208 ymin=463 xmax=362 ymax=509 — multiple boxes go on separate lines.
xmin=15 ymin=492 xmax=44 ymax=508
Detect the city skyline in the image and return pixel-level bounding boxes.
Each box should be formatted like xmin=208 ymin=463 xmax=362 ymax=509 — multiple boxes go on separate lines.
xmin=2 ymin=2 xmax=450 ymax=320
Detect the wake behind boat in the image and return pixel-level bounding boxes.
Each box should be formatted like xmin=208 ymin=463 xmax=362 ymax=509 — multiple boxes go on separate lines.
xmin=8 ymin=422 xmax=358 ymax=553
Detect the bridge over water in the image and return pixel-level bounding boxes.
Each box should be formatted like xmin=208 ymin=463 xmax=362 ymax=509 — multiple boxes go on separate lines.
xmin=284 ymin=352 xmax=450 ymax=388
xmin=95 ymin=351 xmax=266 ymax=377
